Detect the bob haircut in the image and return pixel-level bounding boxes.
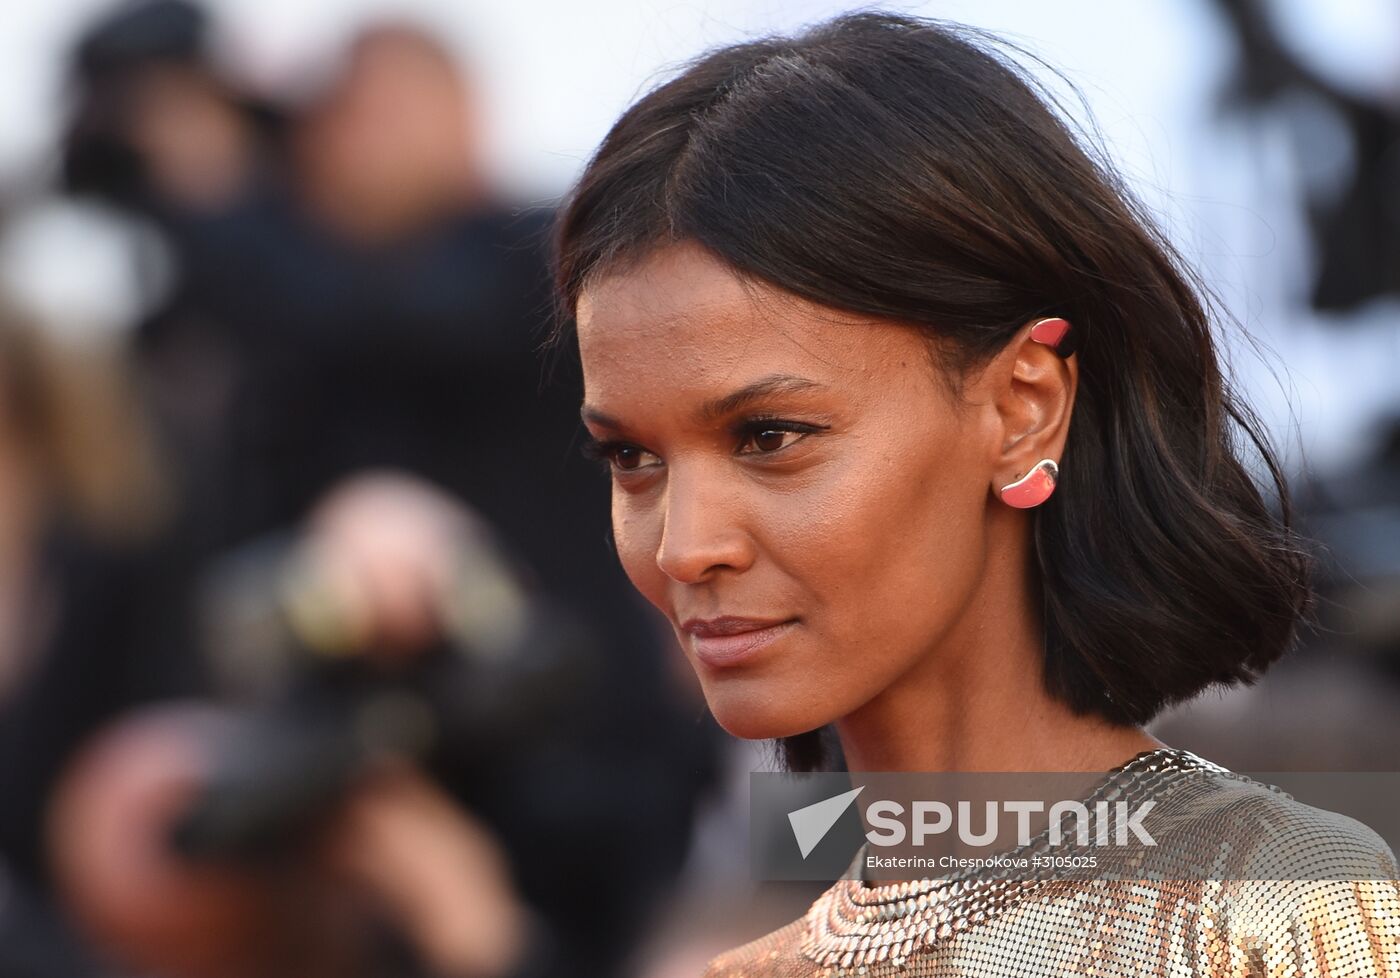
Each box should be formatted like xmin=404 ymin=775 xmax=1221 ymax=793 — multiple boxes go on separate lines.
xmin=550 ymin=12 xmax=1315 ymax=771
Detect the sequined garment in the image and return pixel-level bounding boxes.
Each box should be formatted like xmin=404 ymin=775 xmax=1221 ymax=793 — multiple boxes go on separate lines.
xmin=704 ymin=748 xmax=1400 ymax=977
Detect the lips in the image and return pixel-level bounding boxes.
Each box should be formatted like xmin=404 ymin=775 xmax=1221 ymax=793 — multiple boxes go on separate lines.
xmin=679 ymin=616 xmax=796 ymax=667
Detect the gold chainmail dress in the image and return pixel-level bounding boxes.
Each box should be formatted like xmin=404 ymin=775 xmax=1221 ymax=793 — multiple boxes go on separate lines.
xmin=704 ymin=747 xmax=1400 ymax=978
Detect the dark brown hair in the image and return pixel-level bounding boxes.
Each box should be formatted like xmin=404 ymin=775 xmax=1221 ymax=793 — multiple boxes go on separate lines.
xmin=550 ymin=12 xmax=1315 ymax=770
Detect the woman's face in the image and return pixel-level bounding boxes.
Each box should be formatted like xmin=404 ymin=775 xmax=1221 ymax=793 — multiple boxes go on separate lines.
xmin=576 ymin=242 xmax=1002 ymax=739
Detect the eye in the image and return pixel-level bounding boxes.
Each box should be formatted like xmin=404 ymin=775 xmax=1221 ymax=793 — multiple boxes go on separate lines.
xmin=742 ymin=428 xmax=802 ymax=453
xmin=581 ymin=436 xmax=661 ymax=472
xmin=609 ymin=444 xmax=661 ymax=471
xmin=735 ymin=419 xmax=825 ymax=455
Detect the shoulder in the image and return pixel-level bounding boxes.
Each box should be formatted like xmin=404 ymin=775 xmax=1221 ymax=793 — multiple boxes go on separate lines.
xmin=700 ymin=917 xmax=812 ymax=978
xmin=1130 ymin=757 xmax=1395 ymax=876
xmin=1215 ymin=782 xmax=1399 ymax=901
xmin=1183 ymin=769 xmax=1398 ymax=879
xmin=1181 ymin=772 xmax=1400 ymax=972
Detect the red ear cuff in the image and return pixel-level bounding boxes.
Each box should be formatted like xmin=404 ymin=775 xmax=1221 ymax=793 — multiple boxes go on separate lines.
xmin=999 ymin=458 xmax=1059 ymax=509
xmin=1029 ymin=317 xmax=1076 ymax=357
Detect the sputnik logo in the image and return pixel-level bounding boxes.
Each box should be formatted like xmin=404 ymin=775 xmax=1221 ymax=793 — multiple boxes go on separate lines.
xmin=788 ymin=786 xmax=865 ymax=858
xmin=787 ymin=785 xmax=1159 ymax=859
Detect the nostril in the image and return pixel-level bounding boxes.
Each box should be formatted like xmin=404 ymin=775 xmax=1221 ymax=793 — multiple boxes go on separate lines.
xmin=655 ymin=527 xmax=752 ymax=584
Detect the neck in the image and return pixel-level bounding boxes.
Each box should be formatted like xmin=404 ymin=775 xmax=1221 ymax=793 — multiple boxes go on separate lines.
xmin=835 ymin=514 xmax=1165 ymax=774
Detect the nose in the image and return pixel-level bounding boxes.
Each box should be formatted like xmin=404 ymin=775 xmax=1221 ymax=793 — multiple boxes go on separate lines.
xmin=654 ymin=464 xmax=755 ymax=584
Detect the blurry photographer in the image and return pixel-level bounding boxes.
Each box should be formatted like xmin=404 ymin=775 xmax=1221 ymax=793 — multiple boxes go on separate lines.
xmin=59 ymin=0 xmax=289 ymax=519
xmin=51 ymin=5 xmax=722 ymax=977
xmin=62 ymin=0 xmax=275 ymax=217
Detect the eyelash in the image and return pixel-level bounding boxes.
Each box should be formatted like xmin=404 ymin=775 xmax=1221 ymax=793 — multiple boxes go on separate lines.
xmin=580 ymin=416 xmax=829 ymax=472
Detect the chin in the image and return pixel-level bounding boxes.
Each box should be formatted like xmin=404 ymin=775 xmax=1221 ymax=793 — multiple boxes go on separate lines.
xmin=702 ymin=683 xmax=832 ymax=742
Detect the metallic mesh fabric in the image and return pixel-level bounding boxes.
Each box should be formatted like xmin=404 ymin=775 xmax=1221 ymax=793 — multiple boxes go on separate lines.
xmin=705 ymin=748 xmax=1400 ymax=977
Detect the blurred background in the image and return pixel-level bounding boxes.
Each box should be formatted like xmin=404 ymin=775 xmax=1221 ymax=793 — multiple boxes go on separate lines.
xmin=0 ymin=1 xmax=1395 ymax=976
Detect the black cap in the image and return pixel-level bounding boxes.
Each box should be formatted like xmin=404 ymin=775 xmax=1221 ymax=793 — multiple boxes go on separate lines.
xmin=73 ymin=0 xmax=208 ymax=81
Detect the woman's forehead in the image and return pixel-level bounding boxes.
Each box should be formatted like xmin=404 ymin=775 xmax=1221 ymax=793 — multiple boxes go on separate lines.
xmin=576 ymin=242 xmax=899 ymax=366
xmin=577 ymin=242 xmax=762 ymax=341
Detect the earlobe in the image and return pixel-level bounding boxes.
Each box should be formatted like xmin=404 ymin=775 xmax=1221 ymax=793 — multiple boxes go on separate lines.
xmin=999 ymin=458 xmax=1059 ymax=509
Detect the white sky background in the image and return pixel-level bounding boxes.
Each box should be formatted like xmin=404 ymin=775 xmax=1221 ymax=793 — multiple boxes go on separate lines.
xmin=1 ymin=0 xmax=1399 ymax=471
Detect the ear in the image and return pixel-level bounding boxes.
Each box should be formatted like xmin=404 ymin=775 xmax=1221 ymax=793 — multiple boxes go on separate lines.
xmin=987 ymin=318 xmax=1078 ymax=496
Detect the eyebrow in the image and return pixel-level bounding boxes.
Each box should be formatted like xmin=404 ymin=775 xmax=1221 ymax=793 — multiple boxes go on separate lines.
xmin=580 ymin=373 xmax=826 ymax=430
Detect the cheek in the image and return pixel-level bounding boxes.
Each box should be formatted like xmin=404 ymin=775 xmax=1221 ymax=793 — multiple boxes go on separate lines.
xmin=610 ymin=489 xmax=667 ymax=612
xmin=785 ymin=430 xmax=987 ymax=653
